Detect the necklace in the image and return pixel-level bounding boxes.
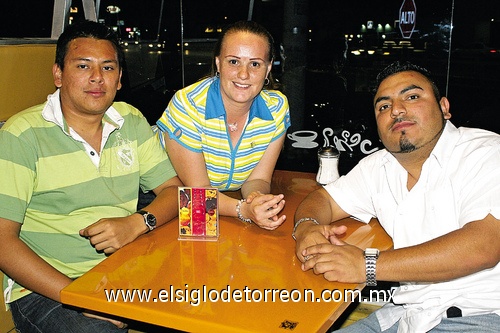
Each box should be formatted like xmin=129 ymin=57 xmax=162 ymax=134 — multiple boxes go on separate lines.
xmin=228 ymin=122 xmax=238 ymax=132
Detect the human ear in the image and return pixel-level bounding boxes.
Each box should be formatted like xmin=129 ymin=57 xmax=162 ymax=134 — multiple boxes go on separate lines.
xmin=117 ymin=69 xmax=123 ymax=91
xmin=440 ymin=97 xmax=452 ymax=120
xmin=53 ymin=64 xmax=63 ymax=88
xmin=266 ymin=58 xmax=273 ymax=76
xmin=215 ymin=57 xmax=221 ymax=72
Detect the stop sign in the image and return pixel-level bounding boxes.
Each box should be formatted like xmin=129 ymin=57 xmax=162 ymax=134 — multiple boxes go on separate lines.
xmin=399 ymin=0 xmax=417 ymax=39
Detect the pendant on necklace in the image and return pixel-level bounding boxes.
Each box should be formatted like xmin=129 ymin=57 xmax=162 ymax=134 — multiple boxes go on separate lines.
xmin=228 ymin=122 xmax=238 ymax=132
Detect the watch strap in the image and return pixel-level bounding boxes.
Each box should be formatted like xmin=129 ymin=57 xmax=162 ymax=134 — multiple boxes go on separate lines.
xmin=364 ymin=248 xmax=379 ymax=287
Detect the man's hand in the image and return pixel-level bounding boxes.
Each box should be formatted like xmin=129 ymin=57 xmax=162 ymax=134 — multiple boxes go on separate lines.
xmin=83 ymin=312 xmax=128 ymax=329
xmin=294 ymin=223 xmax=347 ymax=263
xmin=301 ymin=236 xmax=365 ymax=283
xmin=80 ymin=214 xmax=145 ymax=254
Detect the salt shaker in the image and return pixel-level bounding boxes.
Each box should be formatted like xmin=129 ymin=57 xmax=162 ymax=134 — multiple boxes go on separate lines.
xmin=316 ymin=146 xmax=340 ymax=185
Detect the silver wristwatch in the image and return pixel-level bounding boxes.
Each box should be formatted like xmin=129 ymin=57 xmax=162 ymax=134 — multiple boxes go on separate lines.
xmin=364 ymin=248 xmax=380 ymax=287
xmin=136 ymin=210 xmax=157 ymax=232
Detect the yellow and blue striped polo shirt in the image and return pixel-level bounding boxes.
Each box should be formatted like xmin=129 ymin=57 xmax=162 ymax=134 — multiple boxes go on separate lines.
xmin=156 ymin=77 xmax=291 ymax=191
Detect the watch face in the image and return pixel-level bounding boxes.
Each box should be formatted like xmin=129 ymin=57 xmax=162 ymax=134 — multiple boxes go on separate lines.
xmin=146 ymin=213 xmax=157 ymax=227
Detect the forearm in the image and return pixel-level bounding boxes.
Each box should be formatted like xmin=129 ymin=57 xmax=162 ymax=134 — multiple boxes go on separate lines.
xmin=378 ymin=216 xmax=500 ymax=282
xmin=217 ymin=192 xmax=242 ymax=218
xmin=294 ymin=188 xmax=337 ymax=225
xmin=148 ymin=180 xmax=183 ymax=228
xmin=241 ymin=179 xmax=271 ymax=198
xmin=1 ymin=236 xmax=72 ymax=302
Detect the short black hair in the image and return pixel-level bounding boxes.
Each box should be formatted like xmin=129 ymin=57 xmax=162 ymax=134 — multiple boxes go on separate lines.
xmin=55 ymin=20 xmax=124 ymax=70
xmin=375 ymin=61 xmax=441 ymax=102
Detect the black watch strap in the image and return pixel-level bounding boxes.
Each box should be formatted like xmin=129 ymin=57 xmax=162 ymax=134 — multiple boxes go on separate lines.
xmin=136 ymin=210 xmax=157 ymax=232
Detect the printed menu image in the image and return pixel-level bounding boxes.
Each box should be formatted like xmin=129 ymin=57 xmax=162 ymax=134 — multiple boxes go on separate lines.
xmin=178 ymin=187 xmax=219 ymax=241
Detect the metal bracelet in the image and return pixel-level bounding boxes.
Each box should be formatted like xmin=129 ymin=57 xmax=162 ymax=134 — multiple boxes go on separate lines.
xmin=365 ymin=258 xmax=377 ymax=286
xmin=292 ymin=217 xmax=320 ymax=240
xmin=236 ymin=199 xmax=252 ymax=224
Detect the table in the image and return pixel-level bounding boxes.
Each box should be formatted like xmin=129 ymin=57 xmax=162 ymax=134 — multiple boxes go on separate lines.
xmin=61 ymin=170 xmax=393 ymax=333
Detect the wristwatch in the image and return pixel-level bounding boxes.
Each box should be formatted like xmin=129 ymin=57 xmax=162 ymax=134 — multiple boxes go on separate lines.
xmin=364 ymin=248 xmax=380 ymax=287
xmin=136 ymin=210 xmax=157 ymax=232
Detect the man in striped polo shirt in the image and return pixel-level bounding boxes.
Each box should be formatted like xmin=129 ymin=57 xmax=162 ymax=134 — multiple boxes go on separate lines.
xmin=0 ymin=20 xmax=181 ymax=332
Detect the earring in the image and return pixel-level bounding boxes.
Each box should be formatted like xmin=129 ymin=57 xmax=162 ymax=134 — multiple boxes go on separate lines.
xmin=216 ymin=71 xmax=220 ymax=78
xmin=264 ymin=77 xmax=270 ymax=86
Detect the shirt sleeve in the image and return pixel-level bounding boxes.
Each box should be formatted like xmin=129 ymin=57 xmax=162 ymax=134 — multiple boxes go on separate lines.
xmin=134 ymin=109 xmax=177 ymax=192
xmin=266 ymin=90 xmax=291 ymax=142
xmin=456 ymin=144 xmax=500 ymax=225
xmin=324 ymin=152 xmax=383 ymax=223
xmin=156 ymin=88 xmax=204 ymax=153
xmin=0 ymin=119 xmax=36 ymax=223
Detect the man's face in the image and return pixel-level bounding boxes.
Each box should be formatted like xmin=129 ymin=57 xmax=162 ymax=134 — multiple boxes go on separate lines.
xmin=53 ymin=37 xmax=122 ymax=117
xmin=374 ymin=71 xmax=451 ymax=155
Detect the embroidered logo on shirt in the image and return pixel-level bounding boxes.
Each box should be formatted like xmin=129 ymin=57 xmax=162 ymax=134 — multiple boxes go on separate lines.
xmin=114 ymin=133 xmax=135 ymax=170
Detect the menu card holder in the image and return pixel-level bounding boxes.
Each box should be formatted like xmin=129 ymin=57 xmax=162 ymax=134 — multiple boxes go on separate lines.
xmin=178 ymin=187 xmax=219 ymax=241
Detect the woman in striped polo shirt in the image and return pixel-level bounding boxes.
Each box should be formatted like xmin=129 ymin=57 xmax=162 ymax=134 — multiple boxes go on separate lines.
xmin=156 ymin=21 xmax=291 ymax=230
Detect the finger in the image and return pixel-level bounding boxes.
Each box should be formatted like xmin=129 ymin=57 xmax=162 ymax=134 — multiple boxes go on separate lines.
xmin=94 ymin=237 xmax=121 ymax=253
xmin=79 ymin=227 xmax=90 ymax=237
xmin=257 ymin=215 xmax=286 ymax=230
xmin=330 ymin=224 xmax=348 ymax=236
xmin=83 ymin=312 xmax=126 ymax=328
xmin=80 ymin=221 xmax=105 ymax=238
xmin=329 ymin=235 xmax=347 ymax=246
xmin=262 ymin=200 xmax=285 ymax=217
xmin=301 ymin=256 xmax=317 ymax=271
xmin=253 ymin=193 xmax=284 ymax=206
xmin=302 ymin=243 xmax=336 ymax=257
xmin=302 ymin=253 xmax=315 ymax=262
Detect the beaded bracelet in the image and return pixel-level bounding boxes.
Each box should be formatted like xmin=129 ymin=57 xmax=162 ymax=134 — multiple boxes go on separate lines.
xmin=236 ymin=199 xmax=252 ymax=224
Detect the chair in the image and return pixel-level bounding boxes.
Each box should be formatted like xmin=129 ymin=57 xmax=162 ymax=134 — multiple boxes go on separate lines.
xmin=0 ymin=271 xmax=15 ymax=333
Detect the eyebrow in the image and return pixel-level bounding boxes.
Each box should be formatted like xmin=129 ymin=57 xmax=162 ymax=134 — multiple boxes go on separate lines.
xmin=224 ymin=55 xmax=266 ymax=62
xmin=71 ymin=57 xmax=118 ymax=64
xmin=374 ymin=84 xmax=424 ymax=107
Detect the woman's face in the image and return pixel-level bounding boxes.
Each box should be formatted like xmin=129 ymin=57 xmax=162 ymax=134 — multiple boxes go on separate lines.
xmin=215 ymin=31 xmax=272 ymax=109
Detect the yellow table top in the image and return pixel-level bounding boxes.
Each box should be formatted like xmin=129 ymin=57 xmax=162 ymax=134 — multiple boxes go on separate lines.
xmin=61 ymin=170 xmax=393 ymax=333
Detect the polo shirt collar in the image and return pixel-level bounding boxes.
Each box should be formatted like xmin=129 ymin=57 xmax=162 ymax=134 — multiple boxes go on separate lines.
xmin=205 ymin=77 xmax=273 ymax=121
xmin=42 ymin=89 xmax=124 ymax=135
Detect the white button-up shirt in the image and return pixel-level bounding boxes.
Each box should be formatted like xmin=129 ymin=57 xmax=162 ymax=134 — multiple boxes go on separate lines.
xmin=325 ymin=121 xmax=500 ymax=332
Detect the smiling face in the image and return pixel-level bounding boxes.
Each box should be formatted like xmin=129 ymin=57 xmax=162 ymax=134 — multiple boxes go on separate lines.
xmin=215 ymin=31 xmax=272 ymax=110
xmin=53 ymin=37 xmax=122 ymax=118
xmin=374 ymin=71 xmax=451 ymax=155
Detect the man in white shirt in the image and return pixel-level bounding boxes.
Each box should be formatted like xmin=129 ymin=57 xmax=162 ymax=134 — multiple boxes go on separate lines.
xmin=293 ymin=61 xmax=500 ymax=332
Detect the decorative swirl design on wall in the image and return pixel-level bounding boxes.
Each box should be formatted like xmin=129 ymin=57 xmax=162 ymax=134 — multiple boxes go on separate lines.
xmin=288 ymin=127 xmax=379 ymax=155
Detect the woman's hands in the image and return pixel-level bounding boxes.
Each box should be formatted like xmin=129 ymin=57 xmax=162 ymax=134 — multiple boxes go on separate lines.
xmin=241 ymin=191 xmax=286 ymax=230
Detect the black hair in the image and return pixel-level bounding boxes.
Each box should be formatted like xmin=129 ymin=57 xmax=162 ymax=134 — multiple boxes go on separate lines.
xmin=375 ymin=61 xmax=441 ymax=103
xmin=55 ymin=20 xmax=124 ymax=71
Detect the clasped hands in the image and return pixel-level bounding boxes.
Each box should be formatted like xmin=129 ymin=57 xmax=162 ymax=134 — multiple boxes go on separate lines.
xmin=295 ymin=223 xmax=365 ymax=283
xmin=243 ymin=191 xmax=286 ymax=230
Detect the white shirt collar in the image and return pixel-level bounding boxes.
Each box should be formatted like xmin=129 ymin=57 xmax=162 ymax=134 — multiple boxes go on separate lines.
xmin=41 ymin=89 xmax=124 ymax=134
